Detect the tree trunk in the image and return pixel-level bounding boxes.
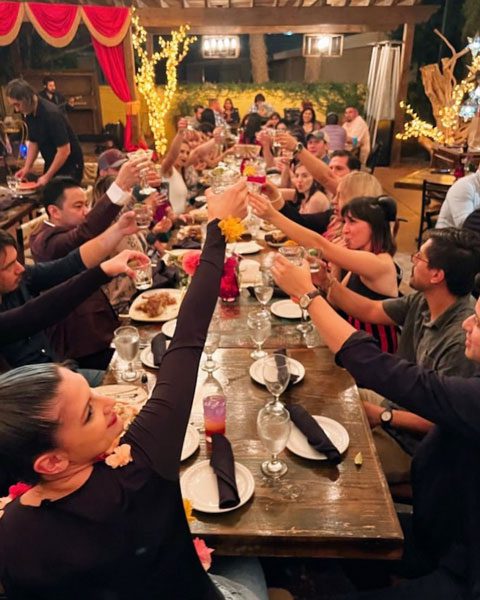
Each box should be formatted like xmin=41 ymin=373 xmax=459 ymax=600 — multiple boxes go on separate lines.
xmin=249 ymin=34 xmax=269 ymax=84
xmin=304 ymin=56 xmax=322 ymax=83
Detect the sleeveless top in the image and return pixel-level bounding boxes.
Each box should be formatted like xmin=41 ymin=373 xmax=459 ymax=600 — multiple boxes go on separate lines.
xmin=344 ymin=272 xmax=399 ymax=354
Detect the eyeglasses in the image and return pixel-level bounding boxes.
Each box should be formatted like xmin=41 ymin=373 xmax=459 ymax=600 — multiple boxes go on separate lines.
xmin=411 ymin=251 xmax=429 ymax=265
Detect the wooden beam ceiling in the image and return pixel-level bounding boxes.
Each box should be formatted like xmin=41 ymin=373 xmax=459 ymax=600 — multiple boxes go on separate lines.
xmin=137 ymin=5 xmax=437 ymax=34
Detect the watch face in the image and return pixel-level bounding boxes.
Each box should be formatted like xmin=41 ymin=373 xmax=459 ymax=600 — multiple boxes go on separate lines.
xmin=299 ymin=295 xmax=310 ymax=309
xmin=381 ymin=410 xmax=392 ymax=424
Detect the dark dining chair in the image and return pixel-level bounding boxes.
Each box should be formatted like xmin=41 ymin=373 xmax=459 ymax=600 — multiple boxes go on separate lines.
xmin=417 ymin=180 xmax=451 ymax=249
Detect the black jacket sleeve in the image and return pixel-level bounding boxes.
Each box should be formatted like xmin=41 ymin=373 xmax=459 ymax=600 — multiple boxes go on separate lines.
xmin=24 ymin=248 xmax=85 ymax=293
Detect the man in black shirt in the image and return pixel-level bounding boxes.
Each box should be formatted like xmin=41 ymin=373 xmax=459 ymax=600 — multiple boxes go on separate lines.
xmin=6 ymin=78 xmax=84 ymax=185
xmin=38 ymin=75 xmax=75 ymax=113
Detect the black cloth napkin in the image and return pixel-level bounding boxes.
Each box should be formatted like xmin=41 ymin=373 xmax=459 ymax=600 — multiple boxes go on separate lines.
xmin=274 ymin=348 xmax=300 ymax=386
xmin=210 ymin=434 xmax=240 ymax=509
xmin=288 ymin=404 xmax=342 ymax=464
xmin=172 ymin=238 xmax=201 ymax=250
xmin=150 ymin=333 xmax=167 ymax=367
xmin=152 ymin=261 xmax=179 ymax=289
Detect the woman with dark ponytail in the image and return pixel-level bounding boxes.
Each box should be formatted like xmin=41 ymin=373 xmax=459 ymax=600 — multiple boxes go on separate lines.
xmin=249 ymin=193 xmax=401 ymax=352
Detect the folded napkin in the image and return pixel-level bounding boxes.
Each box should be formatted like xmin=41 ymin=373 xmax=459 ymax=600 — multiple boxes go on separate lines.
xmin=151 ymin=333 xmax=168 ymax=367
xmin=210 ymin=434 xmax=240 ymax=509
xmin=274 ymin=349 xmax=299 ymax=386
xmin=172 ymin=238 xmax=201 ymax=250
xmin=288 ymin=404 xmax=341 ymax=464
xmin=152 ymin=261 xmax=179 ymax=289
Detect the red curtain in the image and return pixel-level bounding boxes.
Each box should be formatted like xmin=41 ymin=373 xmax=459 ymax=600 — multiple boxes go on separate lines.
xmin=81 ymin=5 xmax=130 ymax=46
xmin=91 ymin=38 xmax=134 ymax=150
xmin=26 ymin=3 xmax=81 ymax=47
xmin=0 ymin=2 xmax=24 ymax=46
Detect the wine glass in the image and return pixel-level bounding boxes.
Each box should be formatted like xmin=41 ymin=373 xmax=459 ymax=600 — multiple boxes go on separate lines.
xmin=262 ymin=354 xmax=291 ymax=406
xmin=254 ymin=272 xmax=274 ymax=318
xmin=247 ymin=309 xmax=271 ymax=360
xmin=203 ymin=330 xmax=221 ymax=372
xmin=257 ymin=400 xmax=291 ymax=479
xmin=114 ymin=326 xmax=140 ymax=382
xmin=6 ymin=176 xmax=18 ymax=195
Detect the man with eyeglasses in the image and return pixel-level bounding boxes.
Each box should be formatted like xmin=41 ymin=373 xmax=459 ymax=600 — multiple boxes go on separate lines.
xmin=325 ymin=227 xmax=480 ymax=485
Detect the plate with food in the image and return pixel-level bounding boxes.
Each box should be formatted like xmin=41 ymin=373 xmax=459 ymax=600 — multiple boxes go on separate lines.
xmin=264 ymin=230 xmax=289 ymax=247
xmin=129 ymin=289 xmax=184 ymax=322
xmin=16 ymin=181 xmax=39 ymax=196
xmin=177 ymin=225 xmax=203 ymax=243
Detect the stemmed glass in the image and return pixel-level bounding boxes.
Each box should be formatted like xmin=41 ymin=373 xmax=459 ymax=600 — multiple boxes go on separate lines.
xmin=6 ymin=176 xmax=18 ymax=195
xmin=257 ymin=354 xmax=292 ymax=478
xmin=247 ymin=309 xmax=271 ymax=360
xmin=278 ymin=246 xmax=311 ymax=332
xmin=128 ymin=150 xmax=155 ymax=195
xmin=114 ymin=326 xmax=140 ymax=382
xmin=254 ymin=271 xmax=274 ymax=318
xmin=203 ymin=327 xmax=221 ymax=372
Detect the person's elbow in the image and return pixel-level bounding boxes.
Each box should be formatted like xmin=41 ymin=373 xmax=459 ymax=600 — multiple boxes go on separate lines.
xmin=57 ymin=143 xmax=71 ymax=159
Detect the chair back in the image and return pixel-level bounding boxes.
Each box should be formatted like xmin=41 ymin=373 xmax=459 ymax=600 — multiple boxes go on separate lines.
xmin=16 ymin=210 xmax=47 ymax=264
xmin=417 ymin=180 xmax=450 ymax=249
xmin=366 ymin=141 xmax=384 ymax=174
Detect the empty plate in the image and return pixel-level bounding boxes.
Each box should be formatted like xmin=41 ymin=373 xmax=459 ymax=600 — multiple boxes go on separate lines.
xmin=249 ymin=356 xmax=305 ymax=386
xmin=270 ymin=299 xmax=302 ymax=319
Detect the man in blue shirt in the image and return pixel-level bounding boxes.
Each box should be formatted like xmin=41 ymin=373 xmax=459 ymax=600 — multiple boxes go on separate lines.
xmin=436 ymin=167 xmax=480 ymax=228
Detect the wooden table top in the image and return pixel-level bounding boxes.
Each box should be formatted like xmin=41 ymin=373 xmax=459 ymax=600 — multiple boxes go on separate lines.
xmin=0 ymin=197 xmax=39 ymax=230
xmin=108 ymin=247 xmax=403 ymax=560
xmin=393 ymin=167 xmax=455 ymax=191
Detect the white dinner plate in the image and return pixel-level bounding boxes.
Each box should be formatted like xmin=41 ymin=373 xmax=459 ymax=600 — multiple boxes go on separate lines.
xmin=129 ymin=289 xmax=184 ymax=322
xmin=249 ymin=356 xmax=305 ymax=386
xmin=94 ymin=384 xmax=148 ymax=407
xmin=139 ymin=341 xmax=171 ymax=370
xmin=180 ymin=460 xmax=255 ymax=513
xmin=270 ymin=299 xmax=302 ymax=319
xmin=227 ymin=241 xmax=262 ymax=255
xmin=161 ymin=319 xmax=177 ymax=338
xmin=287 ymin=415 xmax=349 ymax=460
xmin=181 ymin=425 xmax=201 ymax=461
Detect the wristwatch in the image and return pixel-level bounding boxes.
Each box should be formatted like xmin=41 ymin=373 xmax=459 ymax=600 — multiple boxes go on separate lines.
xmin=299 ymin=289 xmax=322 ymax=310
xmin=380 ymin=409 xmax=393 ymax=428
xmin=293 ymin=142 xmax=304 ymax=157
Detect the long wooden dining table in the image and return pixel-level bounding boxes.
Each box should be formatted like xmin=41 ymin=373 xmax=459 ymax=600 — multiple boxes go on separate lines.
xmin=105 ymin=243 xmax=404 ymax=561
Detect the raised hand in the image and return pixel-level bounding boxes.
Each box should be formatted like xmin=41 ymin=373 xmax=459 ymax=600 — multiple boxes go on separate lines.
xmin=101 ymin=250 xmax=149 ymax=279
xmin=115 ymin=210 xmax=139 ymax=236
xmin=271 ymin=254 xmax=315 ymax=300
xmin=115 ymin=156 xmax=151 ymax=191
xmin=205 ymin=179 xmax=249 ymax=221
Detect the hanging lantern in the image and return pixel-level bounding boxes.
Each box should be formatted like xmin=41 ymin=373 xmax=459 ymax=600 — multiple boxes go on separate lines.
xmin=202 ymin=36 xmax=240 ymax=59
xmin=302 ymin=34 xmax=343 ymax=58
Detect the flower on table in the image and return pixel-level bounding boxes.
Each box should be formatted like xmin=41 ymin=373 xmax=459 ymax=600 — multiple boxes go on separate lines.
xmin=218 ymin=216 xmax=246 ymax=243
xmin=105 ymin=443 xmax=133 ymax=469
xmin=183 ymin=498 xmax=196 ymax=524
xmin=182 ymin=250 xmax=202 ymax=276
xmin=193 ymin=537 xmax=214 ymax=571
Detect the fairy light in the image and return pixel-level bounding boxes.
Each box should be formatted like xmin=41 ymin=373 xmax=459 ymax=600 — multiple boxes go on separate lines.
xmin=397 ymin=51 xmax=480 ymax=145
xmin=131 ymin=12 xmax=196 ymax=156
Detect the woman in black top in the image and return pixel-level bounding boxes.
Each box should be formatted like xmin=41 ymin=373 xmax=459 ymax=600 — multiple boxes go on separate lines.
xmin=272 ymin=252 xmax=480 ymax=599
xmin=0 ymin=182 xmax=262 ymax=599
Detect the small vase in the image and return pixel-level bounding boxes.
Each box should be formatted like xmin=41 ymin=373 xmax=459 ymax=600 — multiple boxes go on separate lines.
xmin=219 ymin=271 xmax=240 ymax=303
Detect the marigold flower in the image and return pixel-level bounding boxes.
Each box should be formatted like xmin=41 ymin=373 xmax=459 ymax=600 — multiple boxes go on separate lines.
xmin=218 ymin=217 xmax=246 ymax=243
xmin=183 ymin=498 xmax=195 ymax=524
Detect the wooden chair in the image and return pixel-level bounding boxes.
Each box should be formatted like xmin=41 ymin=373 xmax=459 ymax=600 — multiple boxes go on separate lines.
xmin=365 ymin=141 xmax=383 ymax=175
xmin=16 ymin=210 xmax=47 ymax=264
xmin=417 ymin=180 xmax=451 ymax=249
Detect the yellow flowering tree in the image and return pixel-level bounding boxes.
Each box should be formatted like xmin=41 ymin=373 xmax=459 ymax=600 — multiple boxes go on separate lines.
xmin=131 ymin=13 xmax=196 ymax=155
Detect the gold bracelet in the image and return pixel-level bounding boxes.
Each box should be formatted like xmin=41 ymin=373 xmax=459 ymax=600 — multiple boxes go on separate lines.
xmin=270 ymin=194 xmax=283 ymax=206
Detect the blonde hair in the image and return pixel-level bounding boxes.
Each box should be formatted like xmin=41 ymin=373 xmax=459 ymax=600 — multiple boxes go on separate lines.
xmin=337 ymin=171 xmax=383 ymax=206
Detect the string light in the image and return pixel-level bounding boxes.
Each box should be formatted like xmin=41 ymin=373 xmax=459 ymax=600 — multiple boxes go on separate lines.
xmin=397 ymin=49 xmax=480 ymax=145
xmin=131 ymin=11 xmax=196 ymax=156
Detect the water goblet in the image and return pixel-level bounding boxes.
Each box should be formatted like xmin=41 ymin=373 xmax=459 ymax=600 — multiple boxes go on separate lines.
xmin=247 ymin=309 xmax=271 ymax=360
xmin=133 ymin=203 xmax=153 ymax=229
xmin=114 ymin=326 xmax=140 ymax=382
xmin=6 ymin=176 xmax=18 ymax=195
xmin=262 ymin=354 xmax=291 ymax=406
xmin=278 ymin=245 xmax=305 ymax=266
xmin=257 ymin=399 xmax=291 ymax=479
xmin=253 ymin=275 xmax=274 ymax=318
xmin=203 ymin=329 xmax=221 ymax=372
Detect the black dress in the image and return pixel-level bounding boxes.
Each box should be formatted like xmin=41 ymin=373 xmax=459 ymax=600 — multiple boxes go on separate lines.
xmin=0 ymin=220 xmax=227 ymax=600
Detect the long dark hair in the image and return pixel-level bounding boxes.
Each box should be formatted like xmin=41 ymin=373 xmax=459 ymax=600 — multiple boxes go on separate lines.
xmin=0 ymin=364 xmax=60 ymax=491
xmin=243 ymin=113 xmax=262 ymax=144
xmin=341 ymin=196 xmax=397 ymax=256
xmin=291 ymin=163 xmax=325 ymax=205
xmin=300 ymin=107 xmax=316 ymax=126
xmin=200 ymin=108 xmax=216 ymax=127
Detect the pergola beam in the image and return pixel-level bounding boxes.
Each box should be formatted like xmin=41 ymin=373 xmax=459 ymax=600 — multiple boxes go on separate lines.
xmin=137 ymin=5 xmax=436 ymax=34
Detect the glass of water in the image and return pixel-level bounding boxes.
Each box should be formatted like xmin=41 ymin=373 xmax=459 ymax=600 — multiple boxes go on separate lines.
xmin=114 ymin=326 xmax=140 ymax=382
xmin=257 ymin=399 xmax=291 ymax=479
xmin=203 ymin=329 xmax=221 ymax=372
xmin=247 ymin=309 xmax=271 ymax=360
xmin=254 ymin=272 xmax=274 ymax=318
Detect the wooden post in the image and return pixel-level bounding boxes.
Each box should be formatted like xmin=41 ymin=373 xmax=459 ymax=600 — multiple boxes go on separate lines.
xmin=249 ymin=34 xmax=269 ymax=83
xmin=304 ymin=56 xmax=322 ymax=83
xmin=123 ymin=27 xmax=141 ymax=145
xmin=391 ymin=22 xmax=415 ymax=165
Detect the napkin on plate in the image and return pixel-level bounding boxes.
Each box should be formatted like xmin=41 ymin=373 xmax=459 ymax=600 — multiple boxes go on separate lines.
xmin=172 ymin=238 xmax=201 ymax=250
xmin=151 ymin=333 xmax=168 ymax=367
xmin=210 ymin=434 xmax=240 ymax=509
xmin=288 ymin=404 xmax=341 ymax=464
xmin=152 ymin=261 xmax=179 ymax=289
xmin=274 ymin=349 xmax=299 ymax=386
